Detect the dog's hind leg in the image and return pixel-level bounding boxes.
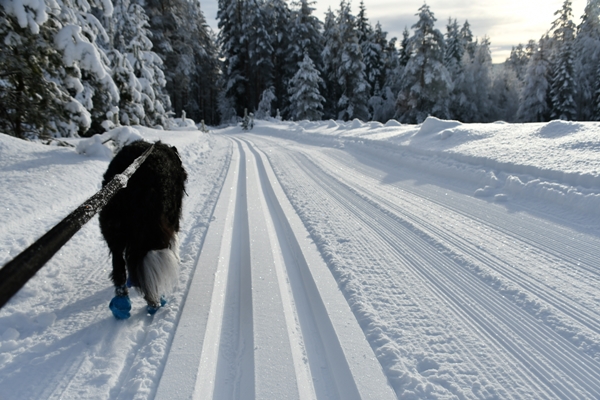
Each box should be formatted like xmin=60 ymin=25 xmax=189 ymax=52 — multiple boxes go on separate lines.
xmin=139 ymin=239 xmax=180 ymax=315
xmin=109 ymin=248 xmax=132 ymax=319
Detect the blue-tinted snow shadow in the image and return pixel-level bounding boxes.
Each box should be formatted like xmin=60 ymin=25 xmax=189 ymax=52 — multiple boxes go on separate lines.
xmin=337 ymin=146 xmax=600 ymax=239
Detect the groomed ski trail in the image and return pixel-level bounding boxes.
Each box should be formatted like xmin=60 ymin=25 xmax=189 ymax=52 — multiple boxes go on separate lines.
xmin=243 ymin=132 xmax=600 ymax=399
xmin=156 ymin=137 xmax=395 ymax=399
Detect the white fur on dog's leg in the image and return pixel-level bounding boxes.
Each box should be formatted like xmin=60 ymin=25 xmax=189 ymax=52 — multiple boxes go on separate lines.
xmin=141 ymin=236 xmax=180 ymax=305
xmin=169 ymin=233 xmax=180 ymax=262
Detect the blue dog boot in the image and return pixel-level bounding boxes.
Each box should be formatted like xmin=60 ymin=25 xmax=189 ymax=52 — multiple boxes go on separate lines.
xmin=147 ymin=296 xmax=167 ymax=315
xmin=110 ymin=286 xmax=131 ymax=319
xmin=110 ymin=295 xmax=132 ymax=319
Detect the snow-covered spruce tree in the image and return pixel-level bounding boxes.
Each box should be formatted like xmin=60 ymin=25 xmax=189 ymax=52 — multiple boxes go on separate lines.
xmin=217 ymin=0 xmax=249 ymax=117
xmin=179 ymin=1 xmax=221 ymax=125
xmin=366 ymin=22 xmax=396 ymax=120
xmin=245 ymin=0 xmax=275 ymax=111
xmin=320 ymin=7 xmax=341 ymax=119
xmin=549 ymin=0 xmax=577 ymax=120
xmin=106 ymin=47 xmax=144 ymax=126
xmin=0 ymin=3 xmax=90 ymax=138
xmin=335 ymin=1 xmax=370 ymax=121
xmin=451 ymin=37 xmax=493 ymax=122
xmin=517 ymin=34 xmax=553 ymax=122
xmin=109 ymin=0 xmax=170 ymax=128
xmin=396 ymin=3 xmax=452 ymax=124
xmin=550 ymin=40 xmax=578 ymax=120
xmin=593 ymin=60 xmax=600 ymax=119
xmin=255 ymin=86 xmax=276 ymax=119
xmin=288 ymin=53 xmax=325 ymax=120
xmin=574 ymin=0 xmax=600 ymax=120
xmin=505 ymin=42 xmax=534 ymax=84
xmin=264 ymin=0 xmax=292 ymax=116
xmin=356 ymin=0 xmax=379 ymax=99
xmin=127 ymin=2 xmax=170 ymax=128
xmin=460 ymin=20 xmax=476 ymax=59
xmin=0 ymin=0 xmax=117 ymax=137
xmin=383 ymin=27 xmax=407 ymax=98
xmin=288 ymin=0 xmax=323 ymax=72
xmin=54 ymin=0 xmax=120 ymax=135
xmin=357 ymin=3 xmax=387 ymax=102
xmin=144 ymin=0 xmax=219 ymax=125
xmin=368 ymin=86 xmax=396 ymax=122
xmin=398 ymin=26 xmax=410 ymax=69
xmin=444 ymin=18 xmax=463 ymax=80
xmin=490 ymin=66 xmax=520 ymax=122
xmin=376 ymin=22 xmax=397 ymax=88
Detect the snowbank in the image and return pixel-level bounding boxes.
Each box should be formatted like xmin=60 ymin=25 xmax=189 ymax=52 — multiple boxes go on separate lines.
xmin=250 ymin=118 xmax=600 ymax=216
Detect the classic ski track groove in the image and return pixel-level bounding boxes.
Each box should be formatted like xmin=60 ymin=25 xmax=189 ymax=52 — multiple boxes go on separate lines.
xmin=315 ymin=148 xmax=600 ymax=339
xmin=248 ymin=137 xmax=542 ymax=397
xmin=249 ymin=134 xmax=600 ymax=398
xmin=289 ymin=150 xmax=562 ymax=398
xmin=156 ymin=137 xmax=395 ymax=399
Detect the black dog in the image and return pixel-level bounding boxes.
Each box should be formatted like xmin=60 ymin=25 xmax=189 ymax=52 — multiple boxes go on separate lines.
xmin=99 ymin=140 xmax=187 ymax=319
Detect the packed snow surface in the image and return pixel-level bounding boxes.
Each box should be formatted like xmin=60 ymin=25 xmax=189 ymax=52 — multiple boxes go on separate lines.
xmin=2 ymin=118 xmax=600 ymax=399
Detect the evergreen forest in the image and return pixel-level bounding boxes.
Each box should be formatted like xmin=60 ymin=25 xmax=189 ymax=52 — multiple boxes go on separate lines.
xmin=1 ymin=0 xmax=599 ymax=139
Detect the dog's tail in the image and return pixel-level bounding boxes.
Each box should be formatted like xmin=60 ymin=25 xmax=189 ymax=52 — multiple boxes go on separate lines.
xmin=138 ymin=235 xmax=180 ymax=306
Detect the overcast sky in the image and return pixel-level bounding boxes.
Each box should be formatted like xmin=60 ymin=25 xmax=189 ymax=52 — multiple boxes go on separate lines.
xmin=199 ymin=0 xmax=587 ymax=63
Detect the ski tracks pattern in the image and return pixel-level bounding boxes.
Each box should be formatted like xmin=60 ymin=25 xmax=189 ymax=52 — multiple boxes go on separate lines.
xmin=251 ymin=134 xmax=600 ymax=399
xmin=156 ymin=137 xmax=395 ymax=399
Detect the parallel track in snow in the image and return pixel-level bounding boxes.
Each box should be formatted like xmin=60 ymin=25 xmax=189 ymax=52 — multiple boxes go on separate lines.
xmin=248 ymin=134 xmax=600 ymax=399
xmin=156 ymin=138 xmax=395 ymax=399
xmin=305 ymin=148 xmax=600 ymax=340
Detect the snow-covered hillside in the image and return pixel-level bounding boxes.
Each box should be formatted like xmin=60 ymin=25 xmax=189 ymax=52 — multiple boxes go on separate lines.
xmin=2 ymin=118 xmax=600 ymax=399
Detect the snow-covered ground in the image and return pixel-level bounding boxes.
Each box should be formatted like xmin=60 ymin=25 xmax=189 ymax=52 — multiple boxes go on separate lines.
xmin=2 ymin=117 xmax=600 ymax=398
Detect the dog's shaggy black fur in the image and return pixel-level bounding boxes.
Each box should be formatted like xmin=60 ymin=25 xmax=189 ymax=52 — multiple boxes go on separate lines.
xmin=99 ymin=140 xmax=187 ymax=309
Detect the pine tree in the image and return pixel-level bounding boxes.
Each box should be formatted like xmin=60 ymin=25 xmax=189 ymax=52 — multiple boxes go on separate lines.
xmin=396 ymin=4 xmax=452 ymax=123
xmin=321 ymin=7 xmax=342 ymax=119
xmin=444 ymin=18 xmax=463 ymax=78
xmin=288 ymin=54 xmax=325 ymax=120
xmin=217 ymin=0 xmax=249 ymax=117
xmin=144 ymin=0 xmax=219 ymax=124
xmin=460 ymin=20 xmax=476 ymax=59
xmin=550 ymin=41 xmax=578 ymax=120
xmin=335 ymin=1 xmax=370 ymax=121
xmin=245 ymin=0 xmax=275 ymax=110
xmin=266 ymin=0 xmax=292 ymax=116
xmin=255 ymin=86 xmax=277 ymax=119
xmin=451 ymin=37 xmax=493 ymax=122
xmin=518 ymin=34 xmax=553 ymax=122
xmin=107 ymin=47 xmax=144 ymax=126
xmin=54 ymin=0 xmax=120 ymax=135
xmin=289 ymin=0 xmax=323 ymax=70
xmin=574 ymin=0 xmax=600 ymax=120
xmin=356 ymin=5 xmax=391 ymax=106
xmin=505 ymin=43 xmax=531 ymax=83
xmin=383 ymin=27 xmax=405 ymax=96
xmin=186 ymin=8 xmax=221 ymax=125
xmin=111 ymin=0 xmax=170 ymax=128
xmin=398 ymin=27 xmax=410 ymax=68
xmin=0 ymin=6 xmax=89 ymax=138
xmin=549 ymin=0 xmax=577 ymax=120
xmin=0 ymin=0 xmax=117 ymax=138
xmin=490 ymin=67 xmax=520 ymax=122
xmin=593 ymin=60 xmax=600 ymax=119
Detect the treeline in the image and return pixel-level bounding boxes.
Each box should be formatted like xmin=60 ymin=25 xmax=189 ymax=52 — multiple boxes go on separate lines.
xmin=2 ymin=0 xmax=600 ymax=140
xmin=220 ymin=0 xmax=600 ymax=124
xmin=0 ymin=0 xmax=219 ymax=139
